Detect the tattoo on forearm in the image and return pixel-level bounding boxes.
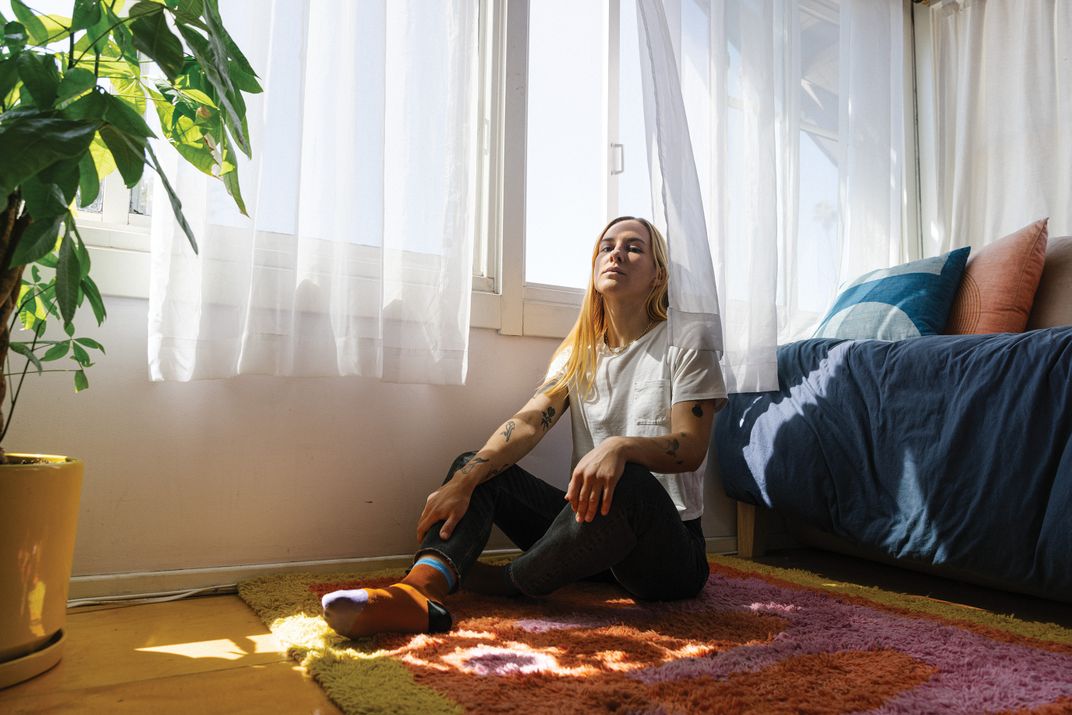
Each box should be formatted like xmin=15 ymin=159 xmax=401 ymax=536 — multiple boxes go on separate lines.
xmin=692 ymin=402 xmax=704 ymax=418
xmin=460 ymin=456 xmax=489 ymax=475
xmin=662 ymin=437 xmax=685 ymax=466
xmin=540 ymin=406 xmax=556 ymax=431
xmin=501 ymin=420 xmax=516 ymax=442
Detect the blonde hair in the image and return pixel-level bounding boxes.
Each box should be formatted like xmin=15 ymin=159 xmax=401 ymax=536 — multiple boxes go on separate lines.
xmin=543 ymin=216 xmax=669 ymax=400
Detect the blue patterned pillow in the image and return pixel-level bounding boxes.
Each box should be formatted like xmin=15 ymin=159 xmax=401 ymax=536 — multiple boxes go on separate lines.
xmin=813 ymin=247 xmax=971 ymax=340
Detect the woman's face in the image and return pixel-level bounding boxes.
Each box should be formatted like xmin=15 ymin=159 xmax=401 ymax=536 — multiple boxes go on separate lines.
xmin=592 ymin=219 xmax=660 ymax=302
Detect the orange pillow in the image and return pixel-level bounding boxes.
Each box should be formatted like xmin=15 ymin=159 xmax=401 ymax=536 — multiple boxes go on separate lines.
xmin=945 ymin=219 xmax=1049 ymax=334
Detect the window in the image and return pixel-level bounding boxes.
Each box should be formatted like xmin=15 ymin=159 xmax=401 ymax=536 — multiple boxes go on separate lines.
xmin=488 ymin=0 xmax=849 ymax=338
xmin=70 ymin=0 xmax=858 ymax=341
xmin=793 ymin=0 xmax=840 ymax=317
xmin=76 ymin=172 xmax=153 ymax=251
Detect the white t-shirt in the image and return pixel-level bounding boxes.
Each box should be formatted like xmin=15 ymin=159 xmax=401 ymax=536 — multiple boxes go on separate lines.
xmin=547 ymin=321 xmax=727 ymax=520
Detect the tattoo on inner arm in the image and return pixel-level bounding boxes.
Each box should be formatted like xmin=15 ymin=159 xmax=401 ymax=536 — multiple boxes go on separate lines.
xmin=692 ymin=402 xmax=704 ymax=418
xmin=460 ymin=456 xmax=489 ymax=475
xmin=501 ymin=420 xmax=516 ymax=442
xmin=540 ymin=406 xmax=556 ymax=431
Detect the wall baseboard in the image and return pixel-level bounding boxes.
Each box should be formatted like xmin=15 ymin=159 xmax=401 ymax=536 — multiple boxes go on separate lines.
xmin=68 ymin=535 xmax=795 ymax=601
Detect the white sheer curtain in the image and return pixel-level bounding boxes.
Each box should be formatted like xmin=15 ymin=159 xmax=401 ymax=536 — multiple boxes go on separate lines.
xmin=148 ymin=0 xmax=480 ymax=384
xmin=919 ymin=0 xmax=1072 ymax=253
xmin=634 ymin=0 xmax=909 ymax=393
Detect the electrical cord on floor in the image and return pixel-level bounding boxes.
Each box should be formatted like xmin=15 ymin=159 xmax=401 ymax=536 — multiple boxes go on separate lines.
xmin=67 ymin=584 xmax=238 ymax=608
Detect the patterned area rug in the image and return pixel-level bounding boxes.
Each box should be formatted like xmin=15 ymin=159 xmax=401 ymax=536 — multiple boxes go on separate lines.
xmin=237 ymin=556 xmax=1072 ymax=714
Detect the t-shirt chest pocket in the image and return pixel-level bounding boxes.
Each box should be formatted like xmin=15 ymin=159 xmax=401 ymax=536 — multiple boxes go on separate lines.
xmin=633 ymin=379 xmax=670 ymax=425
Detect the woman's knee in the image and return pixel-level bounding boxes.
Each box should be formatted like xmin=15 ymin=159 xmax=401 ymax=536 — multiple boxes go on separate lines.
xmin=612 ymin=463 xmax=668 ymax=505
xmin=619 ymin=563 xmax=708 ymax=602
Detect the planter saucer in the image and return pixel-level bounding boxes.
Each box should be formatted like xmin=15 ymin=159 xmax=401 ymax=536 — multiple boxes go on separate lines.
xmin=0 ymin=629 xmax=65 ymax=690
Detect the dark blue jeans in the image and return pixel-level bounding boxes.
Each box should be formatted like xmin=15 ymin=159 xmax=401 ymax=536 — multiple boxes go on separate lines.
xmin=416 ymin=452 xmax=709 ymax=601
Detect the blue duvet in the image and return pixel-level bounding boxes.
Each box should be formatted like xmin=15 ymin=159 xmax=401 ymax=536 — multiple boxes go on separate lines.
xmin=716 ymin=328 xmax=1072 ymax=601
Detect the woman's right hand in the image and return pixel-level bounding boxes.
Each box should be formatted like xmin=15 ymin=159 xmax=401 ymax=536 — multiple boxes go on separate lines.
xmin=416 ymin=479 xmax=472 ymax=543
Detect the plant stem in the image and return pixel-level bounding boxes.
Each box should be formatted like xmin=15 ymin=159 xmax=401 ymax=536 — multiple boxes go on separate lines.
xmin=1 ymin=328 xmax=39 ymax=445
xmin=3 ymin=369 xmax=80 ymax=377
xmin=0 ymin=194 xmax=29 ymax=458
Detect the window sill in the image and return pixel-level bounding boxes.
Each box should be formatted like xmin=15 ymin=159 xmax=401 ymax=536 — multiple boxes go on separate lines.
xmin=85 ymin=235 xmax=577 ymax=340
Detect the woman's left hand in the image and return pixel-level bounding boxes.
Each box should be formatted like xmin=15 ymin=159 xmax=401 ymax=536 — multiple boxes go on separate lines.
xmin=566 ymin=437 xmax=627 ymax=523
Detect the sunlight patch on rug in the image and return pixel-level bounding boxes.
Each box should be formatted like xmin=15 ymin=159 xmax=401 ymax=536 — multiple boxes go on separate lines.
xmin=238 ymin=558 xmax=1072 ymax=715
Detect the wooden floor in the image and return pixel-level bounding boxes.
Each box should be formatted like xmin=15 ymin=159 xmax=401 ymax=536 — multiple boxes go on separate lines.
xmin=2 ymin=548 xmax=1068 ymax=714
xmin=0 ymin=595 xmax=342 ymax=714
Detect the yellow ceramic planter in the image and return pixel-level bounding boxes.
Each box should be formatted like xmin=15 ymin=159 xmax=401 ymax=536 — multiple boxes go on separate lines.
xmin=0 ymin=455 xmax=83 ymax=689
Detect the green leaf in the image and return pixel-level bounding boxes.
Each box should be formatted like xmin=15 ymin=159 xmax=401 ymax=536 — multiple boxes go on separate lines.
xmin=227 ymin=60 xmax=261 ymax=94
xmin=3 ymin=21 xmax=27 ymax=51
xmin=36 ymin=15 xmax=73 ymax=44
xmin=63 ymin=320 xmax=75 ymax=337
xmin=177 ymin=0 xmax=204 ymax=17
xmin=0 ymin=57 xmax=18 ymax=100
xmin=70 ymin=224 xmax=91 ymax=278
xmin=178 ymin=87 xmax=215 ymax=108
xmin=10 ymin=1 xmax=47 ymax=46
xmin=9 ymin=214 xmax=62 ymax=267
xmin=110 ymin=76 xmax=146 ymax=114
xmin=146 ymin=143 xmax=198 ymax=253
xmin=74 ymin=337 xmax=105 ymax=353
xmin=39 ymin=159 xmax=81 ymax=204
xmin=204 ymin=0 xmax=257 ymax=82
xmin=71 ymin=0 xmax=103 ymax=32
xmin=105 ymin=5 xmax=140 ymax=64
xmin=19 ymin=176 xmax=68 ymax=218
xmin=0 ymin=115 xmax=99 ymax=199
xmin=56 ymin=224 xmax=80 ymax=323
xmin=102 ymin=93 xmax=154 ymax=138
xmin=71 ymin=342 xmax=91 ymax=366
xmin=80 ymin=275 xmax=106 ymax=325
xmin=62 ymin=88 xmax=107 ymax=121
xmin=172 ymin=139 xmax=214 ymax=175
xmin=128 ymin=2 xmax=184 ymax=81
xmin=220 ymin=159 xmax=246 ymax=215
xmin=98 ymin=124 xmax=146 ymax=187
xmin=74 ymin=369 xmax=88 ymax=392
xmin=56 ymin=67 xmax=96 ymax=104
xmin=9 ymin=341 xmax=43 ymax=374
xmin=42 ymin=341 xmax=70 ymax=361
xmin=77 ymin=152 xmax=100 ymax=207
xmin=78 ymin=8 xmax=112 ymax=54
xmin=88 ymin=132 xmax=117 ymax=180
xmin=37 ymin=253 xmax=58 ymax=269
xmin=175 ymin=23 xmax=251 ymax=156
xmin=16 ymin=53 xmax=60 ymax=109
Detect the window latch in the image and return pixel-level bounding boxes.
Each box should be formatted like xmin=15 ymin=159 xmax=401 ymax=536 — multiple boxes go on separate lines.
xmin=610 ymin=143 xmax=625 ymax=175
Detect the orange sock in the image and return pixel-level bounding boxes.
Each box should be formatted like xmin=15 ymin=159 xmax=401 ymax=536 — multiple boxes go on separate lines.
xmin=403 ymin=561 xmax=453 ymax=602
xmin=321 ymin=583 xmax=451 ymax=639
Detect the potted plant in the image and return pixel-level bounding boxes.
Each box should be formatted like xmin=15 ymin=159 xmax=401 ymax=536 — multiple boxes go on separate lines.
xmin=0 ymin=0 xmax=258 ymax=688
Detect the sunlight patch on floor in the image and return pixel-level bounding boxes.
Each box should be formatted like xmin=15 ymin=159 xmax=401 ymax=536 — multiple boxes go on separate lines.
xmin=136 ymin=633 xmax=280 ymax=660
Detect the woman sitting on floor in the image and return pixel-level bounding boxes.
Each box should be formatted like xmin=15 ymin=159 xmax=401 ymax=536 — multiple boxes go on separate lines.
xmin=321 ymin=216 xmax=727 ymax=637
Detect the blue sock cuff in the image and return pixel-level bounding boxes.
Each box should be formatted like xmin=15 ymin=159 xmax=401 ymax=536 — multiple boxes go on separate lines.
xmin=415 ymin=557 xmax=457 ymax=592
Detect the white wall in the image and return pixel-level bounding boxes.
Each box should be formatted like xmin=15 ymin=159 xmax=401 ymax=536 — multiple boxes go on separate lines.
xmin=7 ymin=295 xmax=736 ymax=578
